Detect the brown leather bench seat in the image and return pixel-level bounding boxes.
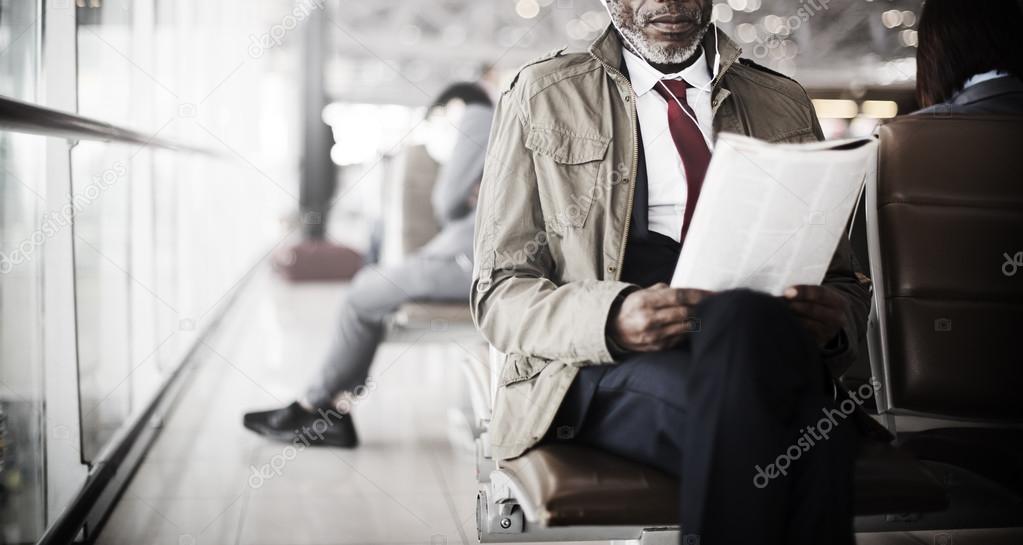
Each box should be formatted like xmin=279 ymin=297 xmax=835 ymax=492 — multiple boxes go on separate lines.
xmin=500 ymin=440 xmax=948 ymax=527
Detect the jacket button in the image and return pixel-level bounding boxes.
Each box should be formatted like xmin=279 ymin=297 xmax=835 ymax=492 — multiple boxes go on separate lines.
xmin=624 ymin=96 xmax=631 ymax=102
xmin=607 ymin=265 xmax=616 ymax=273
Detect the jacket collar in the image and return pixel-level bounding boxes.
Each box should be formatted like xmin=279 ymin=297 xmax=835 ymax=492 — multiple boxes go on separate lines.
xmin=588 ymin=23 xmax=742 ymax=88
xmin=951 ymin=75 xmax=1023 ymax=106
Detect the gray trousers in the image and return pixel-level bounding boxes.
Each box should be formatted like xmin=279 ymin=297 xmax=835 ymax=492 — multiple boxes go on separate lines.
xmin=303 ymin=253 xmax=472 ymax=408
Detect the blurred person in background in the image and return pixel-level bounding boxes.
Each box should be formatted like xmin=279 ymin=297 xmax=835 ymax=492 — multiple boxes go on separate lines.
xmin=243 ymin=82 xmax=495 ymax=446
xmin=915 ymin=0 xmax=1023 ymax=114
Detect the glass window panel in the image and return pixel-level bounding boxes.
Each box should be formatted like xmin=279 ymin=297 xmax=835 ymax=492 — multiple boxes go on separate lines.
xmin=0 ymin=0 xmax=40 ymax=102
xmin=0 ymin=130 xmax=47 ymax=543
xmin=76 ymin=0 xmax=152 ymax=130
xmin=71 ymin=142 xmax=132 ymax=461
xmin=0 ymin=2 xmax=47 ymax=539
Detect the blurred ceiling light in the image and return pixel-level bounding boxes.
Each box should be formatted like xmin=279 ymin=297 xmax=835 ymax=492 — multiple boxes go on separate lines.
xmin=712 ymin=3 xmax=734 ymax=23
xmin=746 ymin=0 xmax=762 ymax=12
xmin=812 ymin=99 xmax=859 ymax=119
xmin=727 ymin=0 xmax=748 ymax=12
xmin=516 ymin=0 xmax=541 ymax=19
xmin=762 ymin=14 xmax=783 ymax=34
xmin=861 ymin=100 xmax=899 ymax=119
xmin=901 ymin=10 xmax=917 ymax=27
xmin=736 ymin=23 xmax=758 ymax=43
xmin=900 ymin=29 xmax=918 ymax=47
xmin=881 ymin=9 xmax=903 ymax=29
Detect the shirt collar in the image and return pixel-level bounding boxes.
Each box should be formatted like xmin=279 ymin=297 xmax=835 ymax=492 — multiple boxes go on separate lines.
xmin=962 ymin=70 xmax=1010 ymax=91
xmin=622 ymin=47 xmax=713 ymax=96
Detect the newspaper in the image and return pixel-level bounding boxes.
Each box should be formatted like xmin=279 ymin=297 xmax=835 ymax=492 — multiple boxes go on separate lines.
xmin=670 ymin=132 xmax=877 ymax=296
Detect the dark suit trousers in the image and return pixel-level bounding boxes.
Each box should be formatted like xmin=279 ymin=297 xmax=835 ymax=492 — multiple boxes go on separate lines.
xmin=548 ymin=289 xmax=856 ymax=545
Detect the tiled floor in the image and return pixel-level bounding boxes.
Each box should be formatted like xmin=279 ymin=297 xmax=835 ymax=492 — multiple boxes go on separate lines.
xmin=95 ymin=268 xmax=497 ymax=545
xmin=94 ymin=268 xmax=1022 ymax=545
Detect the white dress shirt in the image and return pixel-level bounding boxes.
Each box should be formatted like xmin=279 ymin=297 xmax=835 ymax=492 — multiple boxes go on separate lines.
xmin=623 ymin=48 xmax=717 ymax=242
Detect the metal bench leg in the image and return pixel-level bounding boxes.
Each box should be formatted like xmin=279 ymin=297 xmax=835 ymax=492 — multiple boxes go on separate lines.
xmin=477 ymin=488 xmax=525 ymax=542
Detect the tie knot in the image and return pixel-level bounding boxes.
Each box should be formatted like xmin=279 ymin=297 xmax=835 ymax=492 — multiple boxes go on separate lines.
xmin=654 ymin=79 xmax=689 ymax=104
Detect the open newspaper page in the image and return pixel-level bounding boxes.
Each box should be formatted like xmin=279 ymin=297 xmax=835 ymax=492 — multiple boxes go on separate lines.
xmin=671 ymin=132 xmax=877 ymax=296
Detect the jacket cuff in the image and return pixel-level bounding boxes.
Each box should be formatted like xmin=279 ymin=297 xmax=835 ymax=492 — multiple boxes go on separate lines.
xmin=605 ymin=335 xmax=631 ymax=361
xmin=604 ymin=285 xmax=641 ymax=361
xmin=586 ymin=281 xmax=638 ymax=364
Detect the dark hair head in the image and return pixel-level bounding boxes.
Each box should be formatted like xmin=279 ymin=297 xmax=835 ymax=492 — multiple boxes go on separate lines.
xmin=428 ymin=82 xmax=492 ymax=112
xmin=916 ymin=0 xmax=1023 ymax=107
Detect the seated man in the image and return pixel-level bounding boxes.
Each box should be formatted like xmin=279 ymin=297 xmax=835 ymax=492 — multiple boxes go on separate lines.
xmin=470 ymin=1 xmax=871 ymax=544
xmin=244 ymin=83 xmax=494 ymax=447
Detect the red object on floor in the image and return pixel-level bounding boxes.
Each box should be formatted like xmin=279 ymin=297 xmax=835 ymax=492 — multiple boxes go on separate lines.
xmin=273 ymin=240 xmax=363 ymax=282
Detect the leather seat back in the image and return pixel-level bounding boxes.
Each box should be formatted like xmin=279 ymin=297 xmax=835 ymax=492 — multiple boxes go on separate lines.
xmin=872 ymin=116 xmax=1023 ymax=421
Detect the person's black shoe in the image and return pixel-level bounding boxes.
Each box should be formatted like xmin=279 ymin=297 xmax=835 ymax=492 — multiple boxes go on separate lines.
xmin=243 ymin=402 xmax=359 ymax=448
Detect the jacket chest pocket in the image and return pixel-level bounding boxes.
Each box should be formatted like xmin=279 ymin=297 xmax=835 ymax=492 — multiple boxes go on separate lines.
xmin=526 ymin=127 xmax=610 ymax=233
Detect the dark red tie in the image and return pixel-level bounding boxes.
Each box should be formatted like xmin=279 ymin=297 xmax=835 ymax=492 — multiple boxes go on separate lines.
xmin=653 ymin=79 xmax=711 ymax=245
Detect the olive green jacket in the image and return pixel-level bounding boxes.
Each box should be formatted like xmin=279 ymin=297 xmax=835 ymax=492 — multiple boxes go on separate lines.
xmin=471 ymin=25 xmax=871 ymax=461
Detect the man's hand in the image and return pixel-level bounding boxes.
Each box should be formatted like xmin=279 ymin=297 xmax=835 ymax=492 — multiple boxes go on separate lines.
xmin=609 ymin=283 xmax=711 ymax=353
xmin=783 ymin=285 xmax=849 ymax=347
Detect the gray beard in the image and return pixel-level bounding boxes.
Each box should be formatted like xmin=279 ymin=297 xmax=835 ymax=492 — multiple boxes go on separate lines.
xmin=608 ymin=3 xmax=711 ymax=65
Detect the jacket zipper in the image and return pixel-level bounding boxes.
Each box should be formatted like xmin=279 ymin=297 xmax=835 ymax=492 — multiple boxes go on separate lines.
xmin=594 ymin=59 xmax=639 ymax=282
